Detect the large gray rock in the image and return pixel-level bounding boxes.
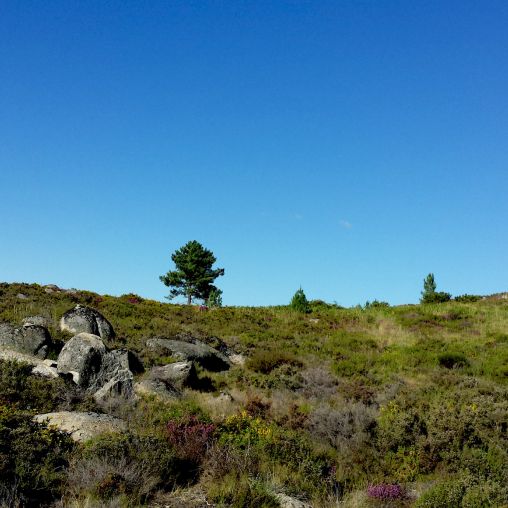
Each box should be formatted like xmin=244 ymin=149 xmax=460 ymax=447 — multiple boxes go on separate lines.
xmin=57 ymin=333 xmax=107 ymax=387
xmin=57 ymin=333 xmax=135 ymax=400
xmin=0 ymin=322 xmax=51 ymax=358
xmin=146 ymin=338 xmax=230 ymax=371
xmin=60 ymin=305 xmax=115 ymax=341
xmin=149 ymin=361 xmax=196 ymax=389
xmin=34 ymin=412 xmax=126 ymax=442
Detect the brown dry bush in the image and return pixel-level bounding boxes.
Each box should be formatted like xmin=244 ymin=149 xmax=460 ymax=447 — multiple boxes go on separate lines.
xmin=65 ymin=433 xmax=185 ymax=506
xmin=307 ymin=401 xmax=377 ymax=453
xmin=299 ymin=366 xmax=339 ymax=400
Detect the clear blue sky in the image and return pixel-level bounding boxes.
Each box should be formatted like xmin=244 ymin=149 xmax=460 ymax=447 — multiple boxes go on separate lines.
xmin=1 ymin=1 xmax=507 ymax=306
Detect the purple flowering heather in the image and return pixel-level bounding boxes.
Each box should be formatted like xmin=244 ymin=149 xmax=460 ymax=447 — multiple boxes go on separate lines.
xmin=367 ymin=483 xmax=405 ymax=500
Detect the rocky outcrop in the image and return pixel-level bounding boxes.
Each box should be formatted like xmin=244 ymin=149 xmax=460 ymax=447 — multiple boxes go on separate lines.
xmin=34 ymin=412 xmax=126 ymax=442
xmin=0 ymin=322 xmax=51 ymax=358
xmin=148 ymin=361 xmax=196 ymax=389
xmin=134 ymin=379 xmax=180 ymax=401
xmin=57 ymin=333 xmax=134 ymax=400
xmin=146 ymin=338 xmax=230 ymax=371
xmin=59 ymin=305 xmax=115 ymax=341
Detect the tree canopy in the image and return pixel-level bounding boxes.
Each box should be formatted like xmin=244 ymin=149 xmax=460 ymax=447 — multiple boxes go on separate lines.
xmin=160 ymin=240 xmax=224 ymax=305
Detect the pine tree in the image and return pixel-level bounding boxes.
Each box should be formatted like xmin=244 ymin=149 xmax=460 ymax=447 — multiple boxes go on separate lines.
xmin=290 ymin=287 xmax=311 ymax=313
xmin=160 ymin=241 xmax=224 ymax=304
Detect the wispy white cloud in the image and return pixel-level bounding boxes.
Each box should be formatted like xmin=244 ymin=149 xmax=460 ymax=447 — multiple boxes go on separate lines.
xmin=294 ymin=213 xmax=303 ymax=220
xmin=340 ymin=219 xmax=352 ymax=229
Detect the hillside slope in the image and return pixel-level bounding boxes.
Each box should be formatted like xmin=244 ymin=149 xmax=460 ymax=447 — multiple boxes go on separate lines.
xmin=0 ymin=282 xmax=507 ymax=507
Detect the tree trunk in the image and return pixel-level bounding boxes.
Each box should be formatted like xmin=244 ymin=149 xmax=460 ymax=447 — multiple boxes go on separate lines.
xmin=187 ymin=294 xmax=192 ymax=305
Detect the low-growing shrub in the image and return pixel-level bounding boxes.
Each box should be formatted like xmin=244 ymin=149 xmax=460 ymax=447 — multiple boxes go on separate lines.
xmin=67 ymin=432 xmax=185 ymax=505
xmin=0 ymin=406 xmax=74 ymax=507
xmin=367 ymin=483 xmax=405 ymax=501
xmin=454 ymin=294 xmax=481 ymax=303
xmin=307 ymin=402 xmax=377 ymax=454
xmin=364 ymin=300 xmax=390 ymax=309
xmin=247 ymin=350 xmax=302 ymax=374
xmin=0 ymin=359 xmax=98 ymax=413
xmin=166 ymin=415 xmax=216 ymax=464
xmin=245 ymin=395 xmax=271 ymax=418
xmin=207 ymin=473 xmax=279 ymax=508
xmin=414 ymin=479 xmax=465 ymax=507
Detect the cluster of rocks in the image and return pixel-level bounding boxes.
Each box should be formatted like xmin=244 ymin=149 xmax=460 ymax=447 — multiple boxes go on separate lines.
xmin=1 ymin=303 xmax=240 ymax=441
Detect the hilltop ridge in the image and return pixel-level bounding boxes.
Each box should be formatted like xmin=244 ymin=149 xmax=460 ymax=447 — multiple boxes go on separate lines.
xmin=0 ymin=281 xmax=507 ymax=507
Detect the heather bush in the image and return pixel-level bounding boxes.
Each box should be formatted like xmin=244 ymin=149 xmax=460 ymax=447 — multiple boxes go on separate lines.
xmin=307 ymin=402 xmax=377 ymax=453
xmin=166 ymin=415 xmax=216 ymax=464
xmin=207 ymin=473 xmax=279 ymax=507
xmin=414 ymin=479 xmax=465 ymax=507
xmin=0 ymin=359 xmax=71 ymax=412
xmin=461 ymin=480 xmax=508 ymax=507
xmin=247 ymin=350 xmax=302 ymax=374
xmin=66 ymin=432 xmax=184 ymax=505
xmin=0 ymin=406 xmax=74 ymax=507
xmin=244 ymin=394 xmax=272 ymax=418
xmin=367 ymin=483 xmax=405 ymax=501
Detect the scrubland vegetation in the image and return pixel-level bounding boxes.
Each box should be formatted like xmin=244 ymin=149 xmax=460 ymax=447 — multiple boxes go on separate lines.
xmin=0 ymin=282 xmax=507 ymax=507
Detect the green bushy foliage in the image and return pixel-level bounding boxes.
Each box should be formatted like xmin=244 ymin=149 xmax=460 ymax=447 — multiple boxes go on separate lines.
xmin=414 ymin=479 xmax=465 ymax=507
xmin=247 ymin=350 xmax=302 ymax=374
xmin=290 ymin=288 xmax=311 ymax=313
xmin=67 ymin=432 xmax=186 ymax=505
xmin=206 ymin=288 xmax=223 ymax=308
xmin=0 ymin=406 xmax=74 ymax=506
xmin=454 ymin=294 xmax=482 ymax=303
xmin=364 ymin=300 xmax=390 ymax=309
xmin=207 ymin=474 xmax=280 ymax=508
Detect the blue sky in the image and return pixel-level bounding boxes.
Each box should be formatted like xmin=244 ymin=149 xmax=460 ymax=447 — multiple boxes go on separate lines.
xmin=1 ymin=1 xmax=507 ymax=306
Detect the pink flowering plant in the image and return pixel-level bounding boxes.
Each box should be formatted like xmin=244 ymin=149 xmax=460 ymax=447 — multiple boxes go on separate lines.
xmin=367 ymin=483 xmax=406 ymax=501
xmin=166 ymin=415 xmax=216 ymax=463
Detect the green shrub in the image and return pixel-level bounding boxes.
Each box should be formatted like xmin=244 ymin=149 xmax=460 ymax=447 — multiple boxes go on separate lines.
xmin=454 ymin=294 xmax=482 ymax=303
xmin=247 ymin=350 xmax=302 ymax=374
xmin=0 ymin=406 xmax=74 ymax=506
xmin=67 ymin=432 xmax=186 ymax=505
xmin=207 ymin=288 xmax=223 ymax=308
xmin=422 ymin=291 xmax=452 ymax=304
xmin=207 ymin=473 xmax=280 ymax=508
xmin=414 ymin=479 xmax=465 ymax=507
xmin=461 ymin=481 xmax=508 ymax=507
xmin=364 ymin=300 xmax=390 ymax=309
xmin=0 ymin=359 xmax=74 ymax=412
